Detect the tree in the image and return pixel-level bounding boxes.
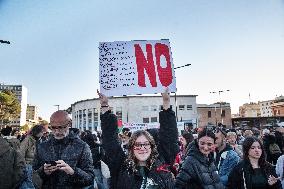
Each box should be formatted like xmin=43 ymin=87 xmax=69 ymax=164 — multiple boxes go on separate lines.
xmin=0 ymin=90 xmax=21 ymax=124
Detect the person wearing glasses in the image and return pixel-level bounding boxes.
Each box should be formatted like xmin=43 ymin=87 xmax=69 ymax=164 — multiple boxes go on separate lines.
xmin=98 ymin=88 xmax=178 ymax=189
xmin=175 ymin=128 xmax=225 ymax=189
xmin=228 ymin=137 xmax=281 ymax=189
xmin=33 ymin=110 xmax=95 ymax=189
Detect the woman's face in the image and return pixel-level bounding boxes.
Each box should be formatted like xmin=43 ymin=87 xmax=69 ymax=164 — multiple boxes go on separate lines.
xmin=180 ymin=136 xmax=187 ymax=147
xmin=133 ymin=135 xmax=152 ymax=164
xmin=248 ymin=141 xmax=262 ymax=159
xmin=198 ymin=136 xmax=215 ymax=156
xmin=227 ymin=135 xmax=236 ymax=145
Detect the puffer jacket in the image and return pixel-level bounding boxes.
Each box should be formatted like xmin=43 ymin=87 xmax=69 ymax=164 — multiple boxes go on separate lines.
xmin=101 ymin=108 xmax=178 ymax=189
xmin=33 ymin=131 xmax=95 ymax=189
xmin=19 ymin=135 xmax=37 ymax=165
xmin=228 ymin=159 xmax=282 ymax=189
xmin=0 ymin=136 xmax=25 ymax=189
xmin=175 ymin=140 xmax=224 ymax=189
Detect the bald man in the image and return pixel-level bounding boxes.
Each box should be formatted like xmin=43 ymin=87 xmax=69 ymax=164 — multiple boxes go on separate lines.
xmin=33 ymin=110 xmax=94 ymax=189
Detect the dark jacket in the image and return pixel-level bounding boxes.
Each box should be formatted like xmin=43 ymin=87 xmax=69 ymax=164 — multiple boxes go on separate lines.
xmin=175 ymin=140 xmax=224 ymax=189
xmin=0 ymin=136 xmax=25 ymax=189
xmin=33 ymin=131 xmax=95 ymax=189
xmin=228 ymin=160 xmax=282 ymax=189
xmin=101 ymin=108 xmax=178 ymax=189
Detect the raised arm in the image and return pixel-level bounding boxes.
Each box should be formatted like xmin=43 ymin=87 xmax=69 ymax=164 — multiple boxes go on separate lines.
xmin=158 ymin=88 xmax=179 ymax=165
xmin=97 ymin=90 xmax=126 ymax=173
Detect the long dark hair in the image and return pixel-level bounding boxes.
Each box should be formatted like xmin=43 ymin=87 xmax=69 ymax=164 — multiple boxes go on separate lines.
xmin=198 ymin=127 xmax=216 ymax=142
xmin=242 ymin=136 xmax=266 ymax=167
xmin=126 ymin=130 xmax=159 ymax=172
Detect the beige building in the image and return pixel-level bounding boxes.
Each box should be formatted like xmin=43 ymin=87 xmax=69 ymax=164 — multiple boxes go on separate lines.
xmin=197 ymin=102 xmax=232 ymax=128
xmin=259 ymin=100 xmax=273 ymax=117
xmin=26 ymin=104 xmax=39 ymax=123
xmin=239 ymin=103 xmax=261 ymax=117
xmin=271 ymin=96 xmax=284 ymax=116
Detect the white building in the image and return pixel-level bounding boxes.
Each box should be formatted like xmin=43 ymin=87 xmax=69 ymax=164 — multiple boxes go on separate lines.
xmin=0 ymin=84 xmax=28 ymax=126
xmin=259 ymin=100 xmax=273 ymax=117
xmin=71 ymin=95 xmax=198 ymax=131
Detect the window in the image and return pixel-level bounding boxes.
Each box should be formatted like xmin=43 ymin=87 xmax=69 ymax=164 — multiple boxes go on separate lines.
xmin=208 ymin=111 xmax=211 ymax=118
xmin=116 ymin=107 xmax=122 ymax=120
xmin=143 ymin=117 xmax=149 ymax=123
xmin=187 ymin=105 xmax=192 ymax=110
xmin=150 ymin=105 xmax=157 ymax=111
xmin=88 ymin=109 xmax=92 ymax=127
xmin=93 ymin=108 xmax=98 ymax=128
xmin=221 ymin=110 xmax=225 ymax=117
xmin=151 ymin=117 xmax=158 ymax=123
xmin=179 ymin=105 xmax=185 ymax=110
xmin=142 ymin=106 xmax=149 ymax=111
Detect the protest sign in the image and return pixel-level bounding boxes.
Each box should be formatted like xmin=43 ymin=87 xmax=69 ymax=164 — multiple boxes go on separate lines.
xmin=99 ymin=39 xmax=176 ymax=96
xmin=122 ymin=122 xmax=160 ymax=132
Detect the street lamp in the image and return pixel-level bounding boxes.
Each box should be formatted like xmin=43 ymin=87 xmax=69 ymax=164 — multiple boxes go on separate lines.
xmin=54 ymin=105 xmax=60 ymax=111
xmin=209 ymin=90 xmax=230 ymax=126
xmin=174 ymin=64 xmax=192 ymax=122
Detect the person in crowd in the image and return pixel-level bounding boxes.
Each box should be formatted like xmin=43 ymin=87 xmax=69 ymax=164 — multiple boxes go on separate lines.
xmin=33 ymin=110 xmax=95 ymax=189
xmin=1 ymin=126 xmax=21 ymax=150
xmin=0 ymin=135 xmax=25 ymax=189
xmin=215 ymin=128 xmax=240 ymax=187
xmin=227 ymin=131 xmax=243 ymax=158
xmin=172 ymin=132 xmax=194 ymax=176
xmin=98 ymin=88 xmax=178 ymax=189
xmin=275 ymin=154 xmax=284 ymax=189
xmin=19 ymin=124 xmax=44 ymax=189
xmin=82 ymin=132 xmax=106 ymax=189
xmin=265 ymin=134 xmax=282 ymax=165
xmin=274 ymin=128 xmax=284 ymax=153
xmin=228 ymin=136 xmax=281 ymax=189
xmin=175 ymin=128 xmax=224 ymax=189
xmin=244 ymin=129 xmax=253 ymax=138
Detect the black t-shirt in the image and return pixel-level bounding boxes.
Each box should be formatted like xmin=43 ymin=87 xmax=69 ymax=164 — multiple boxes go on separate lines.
xmin=251 ymin=168 xmax=268 ymax=189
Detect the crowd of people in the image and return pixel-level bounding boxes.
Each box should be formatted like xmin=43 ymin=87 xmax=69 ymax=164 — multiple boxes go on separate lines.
xmin=0 ymin=89 xmax=284 ymax=189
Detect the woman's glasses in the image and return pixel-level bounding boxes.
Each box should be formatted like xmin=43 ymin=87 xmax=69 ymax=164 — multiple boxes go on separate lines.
xmin=133 ymin=142 xmax=151 ymax=150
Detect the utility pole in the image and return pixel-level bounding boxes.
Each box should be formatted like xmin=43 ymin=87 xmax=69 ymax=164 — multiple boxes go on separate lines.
xmin=174 ymin=64 xmax=192 ymax=122
xmin=210 ymin=89 xmax=230 ymax=126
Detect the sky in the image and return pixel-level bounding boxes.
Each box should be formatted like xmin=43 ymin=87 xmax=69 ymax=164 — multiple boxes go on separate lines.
xmin=1 ymin=0 xmax=284 ymax=120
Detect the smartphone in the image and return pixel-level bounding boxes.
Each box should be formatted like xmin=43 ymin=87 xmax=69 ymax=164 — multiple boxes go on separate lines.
xmin=45 ymin=161 xmax=57 ymax=166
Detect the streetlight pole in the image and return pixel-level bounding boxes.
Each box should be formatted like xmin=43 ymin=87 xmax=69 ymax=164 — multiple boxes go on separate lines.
xmin=209 ymin=89 xmax=230 ymax=126
xmin=174 ymin=64 xmax=191 ymax=122
xmin=54 ymin=105 xmax=60 ymax=111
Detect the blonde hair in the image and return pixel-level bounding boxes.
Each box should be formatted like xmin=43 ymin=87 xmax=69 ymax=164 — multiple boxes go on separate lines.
xmin=227 ymin=131 xmax=237 ymax=137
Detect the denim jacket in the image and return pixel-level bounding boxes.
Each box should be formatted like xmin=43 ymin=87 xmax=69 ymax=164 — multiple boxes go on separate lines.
xmin=216 ymin=145 xmax=240 ymax=186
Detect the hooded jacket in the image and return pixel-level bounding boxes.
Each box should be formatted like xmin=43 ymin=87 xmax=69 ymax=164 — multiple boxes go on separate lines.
xmin=0 ymin=136 xmax=25 ymax=189
xmin=101 ymin=108 xmax=178 ymax=189
xmin=175 ymin=140 xmax=224 ymax=189
xmin=33 ymin=130 xmax=95 ymax=189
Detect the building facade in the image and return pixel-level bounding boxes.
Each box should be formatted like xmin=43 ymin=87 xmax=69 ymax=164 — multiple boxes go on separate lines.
xmin=239 ymin=103 xmax=261 ymax=117
xmin=271 ymin=96 xmax=284 ymax=116
xmin=71 ymin=95 xmax=198 ymax=131
xmin=26 ymin=104 xmax=39 ymax=123
xmin=259 ymin=100 xmax=273 ymax=117
xmin=197 ymin=102 xmax=232 ymax=128
xmin=0 ymin=84 xmax=28 ymax=126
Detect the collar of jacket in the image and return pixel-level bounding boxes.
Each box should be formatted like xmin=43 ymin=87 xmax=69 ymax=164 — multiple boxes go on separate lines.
xmin=0 ymin=136 xmax=11 ymax=156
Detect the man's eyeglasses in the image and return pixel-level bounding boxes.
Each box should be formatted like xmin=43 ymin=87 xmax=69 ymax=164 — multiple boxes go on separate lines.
xmin=133 ymin=142 xmax=152 ymax=150
xmin=50 ymin=123 xmax=70 ymax=130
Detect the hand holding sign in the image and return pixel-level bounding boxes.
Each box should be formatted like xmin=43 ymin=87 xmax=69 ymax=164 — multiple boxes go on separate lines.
xmin=162 ymin=87 xmax=170 ymax=110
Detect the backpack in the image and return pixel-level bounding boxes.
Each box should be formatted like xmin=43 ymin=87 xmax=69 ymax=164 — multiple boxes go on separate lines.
xmin=269 ymin=143 xmax=281 ymax=155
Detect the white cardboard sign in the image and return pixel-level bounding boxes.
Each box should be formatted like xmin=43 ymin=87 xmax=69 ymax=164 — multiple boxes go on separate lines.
xmin=123 ymin=122 xmax=160 ymax=132
xmin=99 ymin=40 xmax=176 ymax=96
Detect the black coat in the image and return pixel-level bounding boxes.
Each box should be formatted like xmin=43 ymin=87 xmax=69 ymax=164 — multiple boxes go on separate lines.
xmin=33 ymin=131 xmax=95 ymax=189
xmin=227 ymin=160 xmax=282 ymax=189
xmin=101 ymin=108 xmax=179 ymax=189
xmin=175 ymin=140 xmax=224 ymax=189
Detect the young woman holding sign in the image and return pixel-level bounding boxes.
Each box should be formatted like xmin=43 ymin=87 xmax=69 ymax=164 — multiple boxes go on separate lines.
xmin=98 ymin=88 xmax=178 ymax=189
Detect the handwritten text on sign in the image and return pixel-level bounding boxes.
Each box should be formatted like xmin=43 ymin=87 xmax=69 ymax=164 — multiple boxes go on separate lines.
xmin=99 ymin=40 xmax=176 ymax=96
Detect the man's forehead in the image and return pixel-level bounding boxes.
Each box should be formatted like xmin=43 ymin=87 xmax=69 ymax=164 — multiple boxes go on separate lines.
xmin=50 ymin=111 xmax=71 ymax=125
